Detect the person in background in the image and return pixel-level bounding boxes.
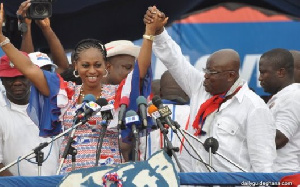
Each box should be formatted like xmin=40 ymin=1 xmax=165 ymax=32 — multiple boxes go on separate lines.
xmin=102 ymin=40 xmax=140 ymax=162
xmin=142 ymin=6 xmax=276 ymax=172
xmin=102 ymin=40 xmax=140 ymax=85
xmin=151 ymin=79 xmax=160 ymax=96
xmin=259 ymin=48 xmax=300 ymax=172
xmin=160 ymin=70 xmax=189 ymax=104
xmin=17 ymin=0 xmax=69 ymax=74
xmin=0 ymin=53 xmax=60 ymax=176
xmin=29 ymin=52 xmax=58 ymax=72
xmin=139 ymin=70 xmax=191 ymax=172
xmin=290 ymin=50 xmax=300 ymax=83
xmin=0 ymin=2 xmax=153 ymax=174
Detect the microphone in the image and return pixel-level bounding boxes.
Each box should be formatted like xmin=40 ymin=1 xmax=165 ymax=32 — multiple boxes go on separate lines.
xmin=97 ymin=98 xmax=114 ymax=122
xmin=74 ymin=101 xmax=101 ymax=123
xmin=148 ymin=104 xmax=168 ymax=133
xmin=152 ymin=95 xmax=176 ymax=132
xmin=203 ymin=137 xmax=219 ymax=167
xmin=147 ymin=104 xmax=161 ymax=120
xmin=136 ymin=96 xmax=148 ymax=129
xmin=203 ymin=137 xmax=219 ymax=154
xmin=117 ymin=96 xmax=129 ymax=130
xmin=73 ymin=94 xmax=96 ymax=122
xmin=125 ymin=110 xmax=140 ymax=138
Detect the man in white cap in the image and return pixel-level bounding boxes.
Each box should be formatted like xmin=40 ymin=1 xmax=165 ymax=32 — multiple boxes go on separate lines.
xmin=102 ymin=40 xmax=140 ymax=162
xmin=0 ymin=53 xmax=60 ymax=176
xmin=29 ymin=52 xmax=58 ymax=72
xmin=102 ymin=40 xmax=140 ymax=85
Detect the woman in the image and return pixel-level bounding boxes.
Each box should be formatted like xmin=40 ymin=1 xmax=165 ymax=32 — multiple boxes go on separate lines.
xmin=0 ymin=2 xmax=154 ymax=174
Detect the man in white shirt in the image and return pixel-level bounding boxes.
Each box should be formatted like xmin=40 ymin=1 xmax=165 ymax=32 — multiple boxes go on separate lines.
xmin=142 ymin=6 xmax=276 ymax=172
xmin=290 ymin=50 xmax=300 ymax=83
xmin=259 ymin=48 xmax=300 ymax=172
xmin=0 ymin=53 xmax=60 ymax=176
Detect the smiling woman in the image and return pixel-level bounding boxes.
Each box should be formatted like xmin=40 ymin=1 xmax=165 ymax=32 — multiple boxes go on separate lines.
xmin=0 ymin=1 xmax=154 ymax=175
xmin=72 ymin=39 xmax=107 ymax=103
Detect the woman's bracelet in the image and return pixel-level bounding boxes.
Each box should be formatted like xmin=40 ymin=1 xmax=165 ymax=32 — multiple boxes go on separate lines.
xmin=0 ymin=37 xmax=10 ymax=47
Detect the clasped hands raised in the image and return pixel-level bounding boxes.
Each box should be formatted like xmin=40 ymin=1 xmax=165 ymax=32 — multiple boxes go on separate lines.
xmin=143 ymin=6 xmax=169 ymax=36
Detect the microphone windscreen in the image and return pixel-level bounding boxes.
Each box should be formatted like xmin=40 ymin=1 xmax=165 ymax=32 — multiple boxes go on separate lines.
xmin=96 ymin=98 xmax=108 ymax=107
xmin=203 ymin=137 xmax=219 ymax=154
xmin=83 ymin=94 xmax=96 ymax=102
xmin=125 ymin=110 xmax=137 ymax=117
xmin=148 ymin=104 xmax=158 ymax=115
xmin=152 ymin=95 xmax=162 ymax=108
xmin=120 ymin=96 xmax=130 ymax=106
xmin=136 ymin=95 xmax=147 ymax=106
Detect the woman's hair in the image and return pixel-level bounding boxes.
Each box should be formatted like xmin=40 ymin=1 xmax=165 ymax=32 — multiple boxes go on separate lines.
xmin=73 ymin=39 xmax=107 ymax=62
xmin=60 ymin=66 xmax=82 ymax=85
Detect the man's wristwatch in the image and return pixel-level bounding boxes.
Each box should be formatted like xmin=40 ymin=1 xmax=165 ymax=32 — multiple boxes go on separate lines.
xmin=143 ymin=34 xmax=155 ymax=41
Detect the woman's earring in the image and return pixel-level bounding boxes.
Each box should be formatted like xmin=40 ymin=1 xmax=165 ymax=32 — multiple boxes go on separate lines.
xmin=103 ymin=69 xmax=108 ymax=78
xmin=73 ymin=70 xmax=80 ymax=78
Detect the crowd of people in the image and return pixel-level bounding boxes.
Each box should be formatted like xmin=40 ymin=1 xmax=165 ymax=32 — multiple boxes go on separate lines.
xmin=0 ymin=1 xmax=299 ymax=180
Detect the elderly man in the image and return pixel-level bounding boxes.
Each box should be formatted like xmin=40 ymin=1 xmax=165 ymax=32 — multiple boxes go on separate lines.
xmin=142 ymin=6 xmax=276 ymax=172
xmin=0 ymin=53 xmax=60 ymax=176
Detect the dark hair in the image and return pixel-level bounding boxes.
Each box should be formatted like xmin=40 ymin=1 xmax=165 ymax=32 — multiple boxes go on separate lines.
xmin=60 ymin=67 xmax=82 ymax=85
xmin=73 ymin=39 xmax=107 ymax=62
xmin=261 ymin=48 xmax=294 ymax=78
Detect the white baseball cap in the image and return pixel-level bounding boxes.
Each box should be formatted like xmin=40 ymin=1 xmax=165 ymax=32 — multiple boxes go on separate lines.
xmin=105 ymin=40 xmax=140 ymax=58
xmin=29 ymin=52 xmax=58 ymax=69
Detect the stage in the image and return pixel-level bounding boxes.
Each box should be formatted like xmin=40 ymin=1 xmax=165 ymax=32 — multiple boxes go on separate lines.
xmin=0 ymin=172 xmax=296 ymax=186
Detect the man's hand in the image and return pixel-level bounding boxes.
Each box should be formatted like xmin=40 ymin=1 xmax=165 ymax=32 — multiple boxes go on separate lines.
xmin=0 ymin=3 xmax=4 ymax=35
xmin=16 ymin=0 xmax=32 ymax=25
xmin=35 ymin=18 xmax=51 ymax=30
xmin=144 ymin=6 xmax=168 ymax=35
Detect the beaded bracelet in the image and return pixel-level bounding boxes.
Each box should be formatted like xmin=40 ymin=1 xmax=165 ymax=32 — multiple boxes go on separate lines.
xmin=0 ymin=37 xmax=10 ymax=47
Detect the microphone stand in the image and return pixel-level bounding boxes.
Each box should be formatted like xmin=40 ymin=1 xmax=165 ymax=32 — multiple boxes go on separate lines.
xmin=0 ymin=121 xmax=85 ymax=175
xmin=171 ymin=121 xmax=214 ymax=172
xmin=95 ymin=120 xmax=109 ymax=166
xmin=182 ymin=129 xmax=247 ymax=172
xmin=132 ymin=127 xmax=140 ymax=162
xmin=35 ymin=147 xmax=44 ymax=176
xmin=156 ymin=119 xmax=184 ymax=172
xmin=56 ymin=124 xmax=78 ymax=174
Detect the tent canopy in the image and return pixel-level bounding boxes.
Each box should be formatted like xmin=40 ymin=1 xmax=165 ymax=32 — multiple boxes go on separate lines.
xmin=2 ymin=0 xmax=300 ymax=50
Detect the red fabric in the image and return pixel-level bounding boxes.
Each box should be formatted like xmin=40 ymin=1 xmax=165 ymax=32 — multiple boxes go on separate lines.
xmin=114 ymin=78 xmax=126 ymax=109
xmin=180 ymin=115 xmax=190 ymax=153
xmin=192 ymin=94 xmax=226 ymax=136
xmin=57 ymin=73 xmax=74 ymax=100
xmin=192 ymin=86 xmax=242 ymax=136
xmin=279 ymin=173 xmax=300 ymax=187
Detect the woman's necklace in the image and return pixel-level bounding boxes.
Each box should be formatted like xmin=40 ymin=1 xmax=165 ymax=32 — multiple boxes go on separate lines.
xmin=79 ymin=85 xmax=102 ymax=100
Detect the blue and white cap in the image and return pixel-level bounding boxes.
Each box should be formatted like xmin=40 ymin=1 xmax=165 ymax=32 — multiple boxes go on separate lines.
xmin=29 ymin=52 xmax=58 ymax=70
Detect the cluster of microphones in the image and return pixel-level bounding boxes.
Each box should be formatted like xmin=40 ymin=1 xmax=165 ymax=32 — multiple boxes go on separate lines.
xmin=118 ymin=95 xmax=179 ymax=136
xmin=73 ymin=93 xmax=176 ymax=134
xmin=73 ymin=94 xmax=114 ymax=125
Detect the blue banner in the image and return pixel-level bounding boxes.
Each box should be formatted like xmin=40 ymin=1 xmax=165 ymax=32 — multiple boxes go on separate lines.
xmin=135 ymin=21 xmax=300 ymax=96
